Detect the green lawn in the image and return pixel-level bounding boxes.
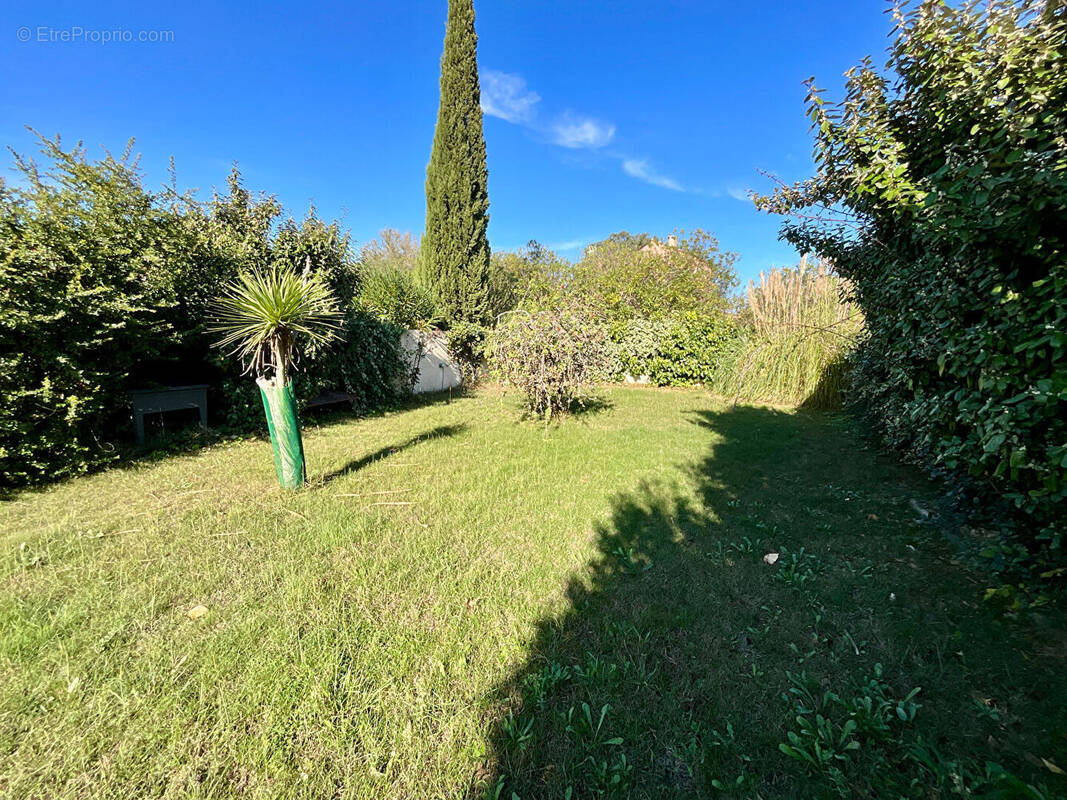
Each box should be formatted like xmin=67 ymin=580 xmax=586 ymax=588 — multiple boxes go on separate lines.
xmin=1 ymin=387 xmax=1064 ymax=798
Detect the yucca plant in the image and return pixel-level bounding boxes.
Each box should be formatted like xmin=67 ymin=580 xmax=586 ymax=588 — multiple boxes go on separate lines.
xmin=211 ymin=266 xmax=342 ymax=488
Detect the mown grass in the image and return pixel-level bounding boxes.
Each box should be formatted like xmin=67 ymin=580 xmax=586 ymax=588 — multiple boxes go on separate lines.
xmin=1 ymin=387 xmax=1064 ymax=798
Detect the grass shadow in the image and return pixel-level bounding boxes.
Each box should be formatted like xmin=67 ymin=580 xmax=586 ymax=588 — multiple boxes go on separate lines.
xmin=0 ymin=389 xmax=472 ymax=503
xmin=319 ymin=423 xmax=467 ymax=484
xmin=477 ymin=405 xmax=1065 ymax=798
xmin=511 ymin=394 xmax=616 ymax=427
xmin=572 ymin=393 xmax=615 ymax=417
xmin=797 ymin=355 xmax=849 ymax=411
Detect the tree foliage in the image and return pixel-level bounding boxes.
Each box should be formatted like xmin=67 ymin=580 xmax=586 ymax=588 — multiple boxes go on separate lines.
xmin=758 ymin=0 xmax=1067 ymax=568
xmin=418 ymin=0 xmax=491 ymax=325
xmin=571 ymin=229 xmax=737 ymax=323
xmin=357 ymin=267 xmax=439 ymax=330
xmin=487 ymin=240 xmax=568 ymax=320
xmin=356 ymin=229 xmax=439 ymax=329
xmin=360 ymin=228 xmax=419 ymax=275
xmin=274 ymin=212 xmax=361 ymax=305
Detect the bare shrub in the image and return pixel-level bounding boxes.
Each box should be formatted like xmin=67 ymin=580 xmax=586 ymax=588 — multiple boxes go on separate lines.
xmin=489 ymin=308 xmax=610 ymax=419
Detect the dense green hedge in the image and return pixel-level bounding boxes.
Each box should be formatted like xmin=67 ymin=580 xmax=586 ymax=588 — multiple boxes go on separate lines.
xmin=0 ymin=137 xmax=407 ymax=487
xmin=760 ymin=2 xmax=1066 ymax=572
xmin=0 ymin=139 xmax=197 ymax=484
xmin=609 ymin=313 xmax=736 ymax=387
xmin=298 ymin=313 xmax=409 ymax=413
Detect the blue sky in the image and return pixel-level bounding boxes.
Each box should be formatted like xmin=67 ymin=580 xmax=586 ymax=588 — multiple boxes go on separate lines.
xmin=1 ymin=0 xmax=892 ymax=284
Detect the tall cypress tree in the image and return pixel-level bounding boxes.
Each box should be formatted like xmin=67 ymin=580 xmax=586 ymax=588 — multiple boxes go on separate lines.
xmin=418 ymin=0 xmax=490 ymax=325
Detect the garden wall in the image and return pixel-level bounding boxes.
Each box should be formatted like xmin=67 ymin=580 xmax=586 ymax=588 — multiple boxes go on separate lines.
xmin=401 ymin=330 xmax=462 ymax=394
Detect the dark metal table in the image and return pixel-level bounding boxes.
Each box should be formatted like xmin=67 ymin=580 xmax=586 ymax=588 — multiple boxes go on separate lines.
xmin=130 ymin=384 xmax=208 ymax=444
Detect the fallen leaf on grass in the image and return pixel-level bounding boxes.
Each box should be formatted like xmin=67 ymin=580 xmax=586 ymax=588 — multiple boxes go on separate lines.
xmin=187 ymin=605 xmax=208 ymax=620
xmin=763 ymin=553 xmax=779 ymax=565
xmin=1043 ymin=758 xmax=1064 ymax=775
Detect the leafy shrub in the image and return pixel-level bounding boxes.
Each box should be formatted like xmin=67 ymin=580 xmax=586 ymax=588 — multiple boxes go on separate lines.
xmin=273 ymin=213 xmax=361 ymax=309
xmin=0 ymin=137 xmax=408 ymax=487
xmin=709 ymin=261 xmax=862 ymax=408
xmin=357 ymin=267 xmax=439 ymax=330
xmin=611 ymin=313 xmax=736 ymax=386
xmin=489 ymin=308 xmax=610 ymax=418
xmin=217 ymin=378 xmax=264 ymax=432
xmin=0 ymin=136 xmax=197 ymax=484
xmin=758 ymin=1 xmax=1067 ymax=567
xmin=299 ymin=313 xmax=408 ymax=411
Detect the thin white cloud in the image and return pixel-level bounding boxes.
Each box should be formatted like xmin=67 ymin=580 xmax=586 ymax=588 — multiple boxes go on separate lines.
xmin=621 ymin=159 xmax=683 ymax=192
xmin=480 ymin=70 xmax=541 ymax=123
xmin=727 ymin=186 xmax=751 ymax=202
xmin=550 ymin=113 xmax=616 ymax=149
xmin=481 ymin=67 xmax=683 ymax=192
xmin=545 ymin=238 xmax=589 ymax=252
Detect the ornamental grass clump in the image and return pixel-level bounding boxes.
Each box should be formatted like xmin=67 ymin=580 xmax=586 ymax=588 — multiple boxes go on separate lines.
xmin=711 ymin=258 xmax=862 ymax=408
xmin=211 ymin=266 xmax=341 ymax=487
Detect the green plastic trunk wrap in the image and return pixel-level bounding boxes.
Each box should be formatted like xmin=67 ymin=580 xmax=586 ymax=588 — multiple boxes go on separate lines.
xmin=257 ymin=378 xmax=306 ymax=489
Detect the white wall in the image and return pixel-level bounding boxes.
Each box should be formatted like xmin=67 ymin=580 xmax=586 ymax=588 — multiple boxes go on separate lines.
xmin=400 ymin=329 xmax=462 ymax=394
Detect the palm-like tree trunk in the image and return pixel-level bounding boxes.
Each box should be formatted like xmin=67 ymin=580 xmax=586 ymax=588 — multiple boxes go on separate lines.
xmin=258 ymin=332 xmax=304 ymax=488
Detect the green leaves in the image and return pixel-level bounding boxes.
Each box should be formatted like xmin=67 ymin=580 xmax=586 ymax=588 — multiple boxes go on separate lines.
xmin=569 ymin=229 xmax=738 ymax=324
xmin=210 ymin=267 xmax=342 ymax=384
xmin=357 ymin=267 xmax=439 ymax=330
xmin=610 ymin=313 xmax=737 ymax=388
xmin=761 ymin=0 xmax=1067 ymax=571
xmin=0 ymin=134 xmax=196 ymax=484
xmin=419 ymin=0 xmax=491 ymax=325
